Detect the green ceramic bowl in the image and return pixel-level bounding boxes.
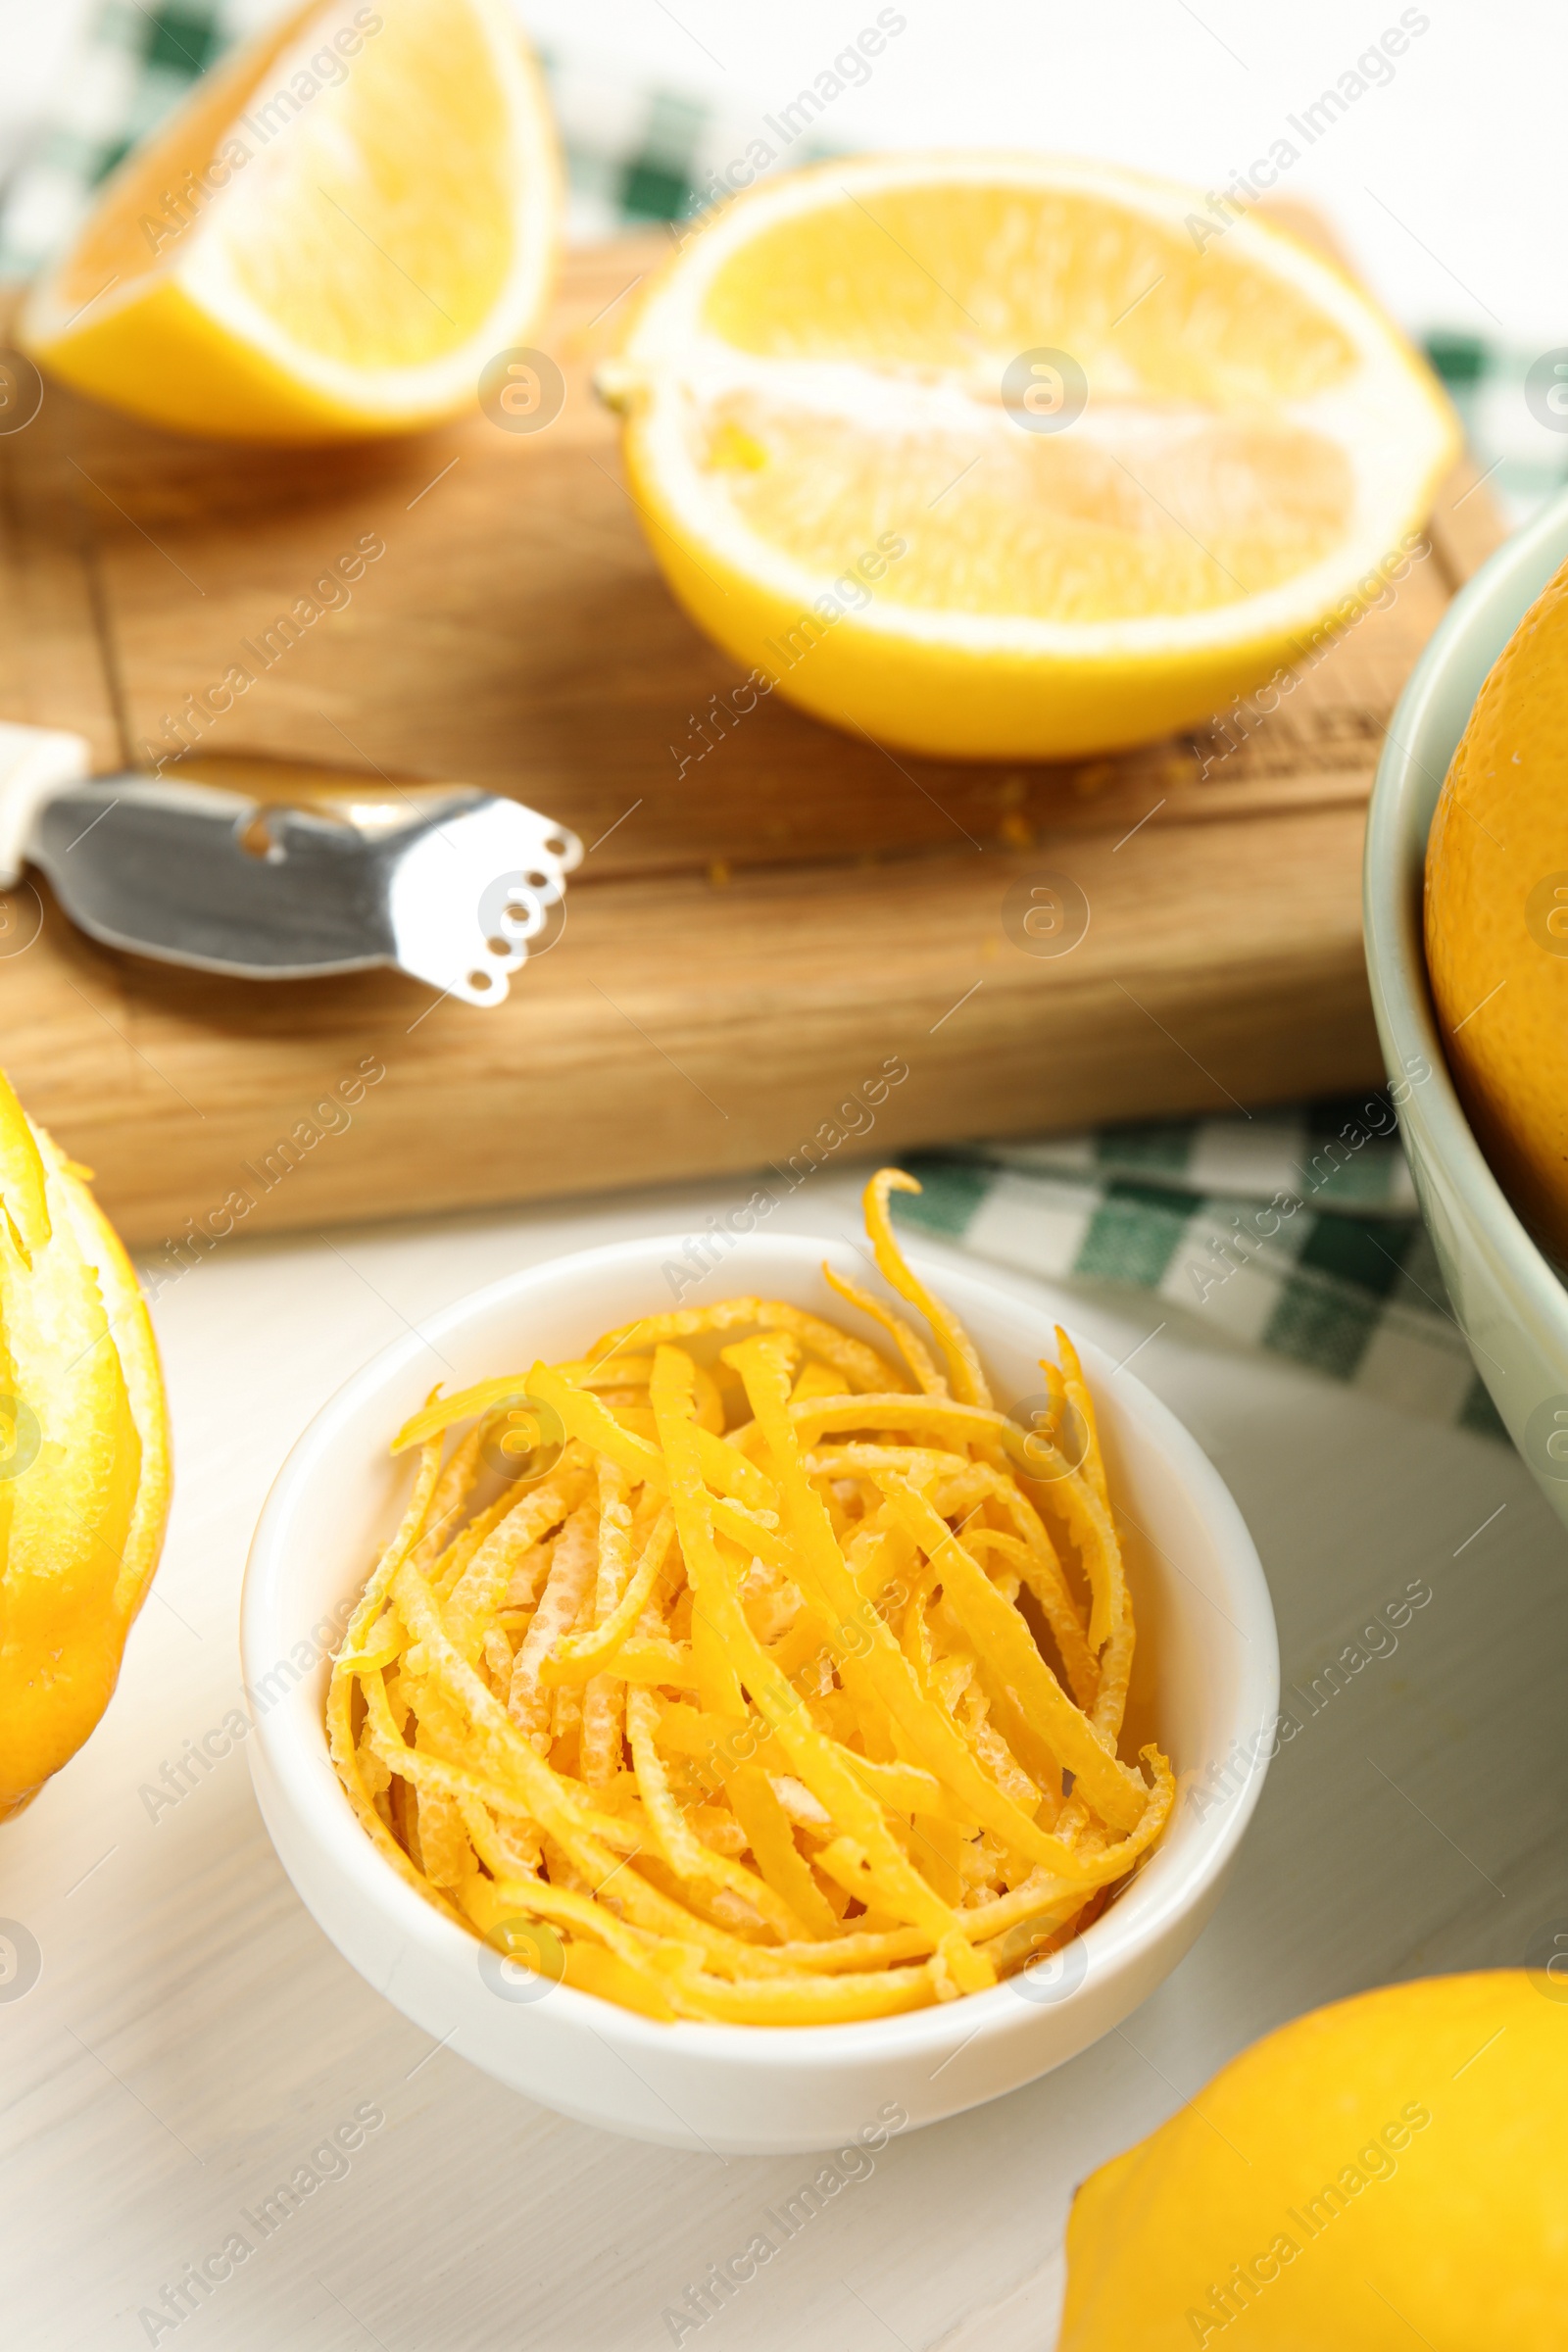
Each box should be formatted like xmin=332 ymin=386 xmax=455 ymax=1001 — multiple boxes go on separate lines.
xmin=1364 ymin=487 xmax=1568 ymax=1523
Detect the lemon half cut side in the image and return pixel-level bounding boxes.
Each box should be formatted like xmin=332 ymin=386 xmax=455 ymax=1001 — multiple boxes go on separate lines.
xmin=603 ymin=153 xmax=1460 ymax=760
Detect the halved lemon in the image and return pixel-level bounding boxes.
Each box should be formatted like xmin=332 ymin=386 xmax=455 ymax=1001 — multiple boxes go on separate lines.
xmin=21 ymin=0 xmax=561 ymax=443
xmin=602 ymin=155 xmax=1459 ymax=760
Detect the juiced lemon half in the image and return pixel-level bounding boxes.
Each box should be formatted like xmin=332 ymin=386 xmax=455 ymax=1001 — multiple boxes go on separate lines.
xmin=21 ymin=0 xmax=561 ymax=442
xmin=602 ymin=154 xmax=1459 ymax=759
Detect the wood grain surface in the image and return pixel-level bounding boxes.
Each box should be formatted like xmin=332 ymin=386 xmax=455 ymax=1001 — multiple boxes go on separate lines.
xmin=0 ymin=230 xmax=1504 ymax=1249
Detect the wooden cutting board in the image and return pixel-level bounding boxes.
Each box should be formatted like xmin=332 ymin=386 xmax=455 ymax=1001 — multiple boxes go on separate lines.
xmin=0 ymin=223 xmax=1502 ymax=1253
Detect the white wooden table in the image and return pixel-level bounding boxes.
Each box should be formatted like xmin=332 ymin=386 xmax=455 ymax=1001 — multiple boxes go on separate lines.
xmin=1 ymin=1162 xmax=1556 ymax=2351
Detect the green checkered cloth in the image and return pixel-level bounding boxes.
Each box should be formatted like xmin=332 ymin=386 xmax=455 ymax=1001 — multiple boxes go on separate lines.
xmin=0 ymin=0 xmax=833 ymax=270
xmin=0 ymin=5 xmax=1527 ymax=1436
xmin=891 ymin=1098 xmax=1505 ymax=1440
xmin=1425 ymin=333 xmax=1568 ymax=529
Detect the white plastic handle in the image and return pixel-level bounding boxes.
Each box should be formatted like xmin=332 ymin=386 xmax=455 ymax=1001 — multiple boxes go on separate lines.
xmin=0 ymin=722 xmax=91 ymax=890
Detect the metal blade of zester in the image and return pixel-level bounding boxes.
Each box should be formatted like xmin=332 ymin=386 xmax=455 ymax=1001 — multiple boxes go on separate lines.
xmin=25 ymin=772 xmax=582 ymax=1007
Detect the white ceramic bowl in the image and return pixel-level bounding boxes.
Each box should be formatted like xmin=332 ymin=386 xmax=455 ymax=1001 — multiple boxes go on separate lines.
xmin=1364 ymin=487 xmax=1568 ymax=1525
xmin=241 ymin=1232 xmax=1277 ymax=2155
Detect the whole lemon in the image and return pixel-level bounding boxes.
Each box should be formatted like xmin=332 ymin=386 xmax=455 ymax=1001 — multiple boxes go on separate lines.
xmin=1426 ymin=559 xmax=1568 ymax=1260
xmin=0 ymin=1076 xmax=171 ymax=1819
xmin=1058 ymin=1971 xmax=1568 ymax=2348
